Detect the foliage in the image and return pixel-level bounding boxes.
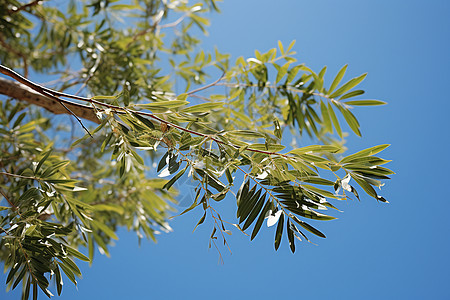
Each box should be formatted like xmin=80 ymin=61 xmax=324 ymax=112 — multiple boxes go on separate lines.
xmin=0 ymin=0 xmax=393 ymax=299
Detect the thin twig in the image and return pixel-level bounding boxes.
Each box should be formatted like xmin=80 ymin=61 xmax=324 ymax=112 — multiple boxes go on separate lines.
xmin=0 ymin=171 xmax=39 ymax=180
xmin=158 ymin=14 xmax=187 ymax=29
xmin=187 ymin=72 xmax=224 ymax=95
xmin=8 ymin=0 xmax=43 ymax=14
xmin=0 ymin=187 xmax=20 ymax=214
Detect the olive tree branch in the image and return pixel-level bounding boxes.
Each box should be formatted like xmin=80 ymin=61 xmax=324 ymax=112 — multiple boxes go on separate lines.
xmin=0 ymin=64 xmax=291 ymax=158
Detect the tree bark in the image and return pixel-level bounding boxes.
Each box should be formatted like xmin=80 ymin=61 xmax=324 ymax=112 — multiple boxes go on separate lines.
xmin=0 ymin=77 xmax=100 ymax=124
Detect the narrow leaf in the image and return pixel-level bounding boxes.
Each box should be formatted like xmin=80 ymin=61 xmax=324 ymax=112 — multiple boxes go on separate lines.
xmin=163 ymin=167 xmax=187 ymax=191
xmin=242 ymin=193 xmax=266 ymax=231
xmin=330 ymin=73 xmax=367 ymax=99
xmin=328 ymin=64 xmax=347 ymax=94
xmin=287 ymin=220 xmax=296 ymax=253
xmin=291 ymin=217 xmax=326 ymax=238
xmin=274 ymin=212 xmax=284 ymax=250
xmin=181 ymin=102 xmax=224 ymax=113
xmin=327 ymin=102 xmax=342 ymax=138
xmin=193 ymin=212 xmax=206 ymax=232
xmin=251 ymin=200 xmax=272 ymax=240
xmin=340 ymin=144 xmax=390 ymax=164
xmin=343 ymin=100 xmax=387 ymax=106
xmin=336 ymin=104 xmax=361 ymax=136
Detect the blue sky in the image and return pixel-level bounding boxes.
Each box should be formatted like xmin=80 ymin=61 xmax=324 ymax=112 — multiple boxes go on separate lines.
xmin=2 ymin=0 xmax=450 ymax=299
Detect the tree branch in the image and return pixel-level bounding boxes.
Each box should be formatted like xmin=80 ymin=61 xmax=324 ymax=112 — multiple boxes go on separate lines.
xmin=0 ymin=65 xmax=288 ymax=157
xmin=0 ymin=77 xmax=100 ymax=124
xmin=8 ymin=0 xmax=44 ymax=15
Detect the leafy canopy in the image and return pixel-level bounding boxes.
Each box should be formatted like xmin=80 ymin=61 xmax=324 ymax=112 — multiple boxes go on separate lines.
xmin=0 ymin=0 xmax=393 ymax=299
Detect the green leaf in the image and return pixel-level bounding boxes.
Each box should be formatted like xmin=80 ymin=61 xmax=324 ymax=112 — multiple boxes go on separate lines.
xmin=33 ymin=281 xmax=38 ymax=300
xmin=193 ymin=212 xmax=206 ymax=232
xmin=54 ymin=267 xmax=63 ymax=296
xmin=336 ymin=104 xmax=361 ymax=136
xmin=251 ymin=200 xmax=272 ymax=241
xmin=278 ymin=40 xmax=284 ymax=55
xmin=248 ymin=143 xmax=285 ymax=152
xmin=195 ymin=169 xmax=226 ymax=192
xmin=328 ymin=64 xmax=347 ymax=94
xmin=350 ymin=173 xmax=378 ymax=199
xmin=275 ymin=62 xmax=290 ymax=83
xmin=327 ymin=102 xmax=342 ymax=138
xmin=66 ymin=246 xmax=90 ymax=262
xmin=242 ymin=193 xmax=266 ymax=231
xmin=330 ymin=73 xmax=367 ymax=99
xmin=22 ymin=276 xmax=31 ymax=300
xmin=236 ymin=180 xmax=250 ymax=215
xmin=291 ymin=216 xmax=326 ymax=238
xmin=340 ymin=144 xmax=390 ymax=164
xmin=343 ymin=100 xmax=387 ymax=106
xmin=157 ymin=152 xmax=169 ymax=172
xmin=289 ymin=144 xmax=340 ymax=155
xmin=58 ymin=256 xmax=81 ymax=277
xmin=132 ymin=113 xmax=155 ymax=130
xmin=110 ymin=4 xmax=140 ymax=10
xmin=239 ymin=187 xmax=261 ymax=223
xmin=274 ymin=212 xmax=284 ymax=250
xmin=343 ymin=156 xmax=391 ymax=166
xmin=273 ymin=118 xmax=282 ymax=139
xmin=167 ymin=155 xmax=180 ymax=175
xmin=297 ymin=153 xmax=330 ymax=164
xmin=13 ymin=112 xmax=26 ymax=129
xmin=320 ymin=101 xmax=332 ymax=133
xmin=181 ymin=102 xmax=224 ymax=113
xmin=91 ymin=220 xmax=118 ymax=240
xmin=288 ymin=204 xmax=337 ymax=221
xmin=93 ymin=204 xmax=125 ymax=214
xmin=226 ymin=130 xmax=265 ymax=139
xmin=303 ymin=177 xmax=335 ymax=186
xmin=57 ymin=261 xmax=77 ymax=286
xmin=163 ymin=167 xmax=187 ymax=191
xmin=287 ymin=220 xmax=296 ymax=253
xmin=91 ymin=93 xmax=122 ymax=101
xmin=137 ymin=100 xmax=189 ymax=110
xmin=7 ymin=259 xmax=21 ymax=284
xmin=339 ymin=89 xmax=364 ymax=100
xmin=12 ymin=266 xmax=27 ymax=290
xmin=35 ymin=150 xmax=51 ymax=174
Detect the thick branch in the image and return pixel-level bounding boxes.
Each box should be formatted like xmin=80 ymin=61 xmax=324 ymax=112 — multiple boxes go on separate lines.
xmin=0 ymin=77 xmax=100 ymax=124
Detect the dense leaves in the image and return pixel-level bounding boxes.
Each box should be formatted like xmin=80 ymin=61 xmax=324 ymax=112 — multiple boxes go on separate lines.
xmin=0 ymin=0 xmax=392 ymax=299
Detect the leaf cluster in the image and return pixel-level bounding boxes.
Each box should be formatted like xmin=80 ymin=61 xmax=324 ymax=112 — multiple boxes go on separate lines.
xmin=0 ymin=0 xmax=393 ymax=298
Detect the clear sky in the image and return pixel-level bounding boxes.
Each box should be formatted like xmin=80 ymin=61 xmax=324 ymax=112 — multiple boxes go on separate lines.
xmin=2 ymin=0 xmax=450 ymax=299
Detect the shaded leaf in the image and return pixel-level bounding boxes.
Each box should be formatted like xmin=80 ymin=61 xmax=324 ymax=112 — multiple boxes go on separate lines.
xmin=274 ymin=212 xmax=284 ymax=250
xmin=291 ymin=215 xmax=326 ymax=238
xmin=327 ymin=102 xmax=342 ymax=138
xmin=193 ymin=212 xmax=206 ymax=232
xmin=287 ymin=220 xmax=296 ymax=253
xmin=242 ymin=193 xmax=266 ymax=231
xmin=251 ymin=200 xmax=272 ymax=240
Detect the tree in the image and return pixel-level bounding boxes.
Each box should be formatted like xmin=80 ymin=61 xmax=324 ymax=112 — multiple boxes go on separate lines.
xmin=0 ymin=1 xmax=393 ymax=299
